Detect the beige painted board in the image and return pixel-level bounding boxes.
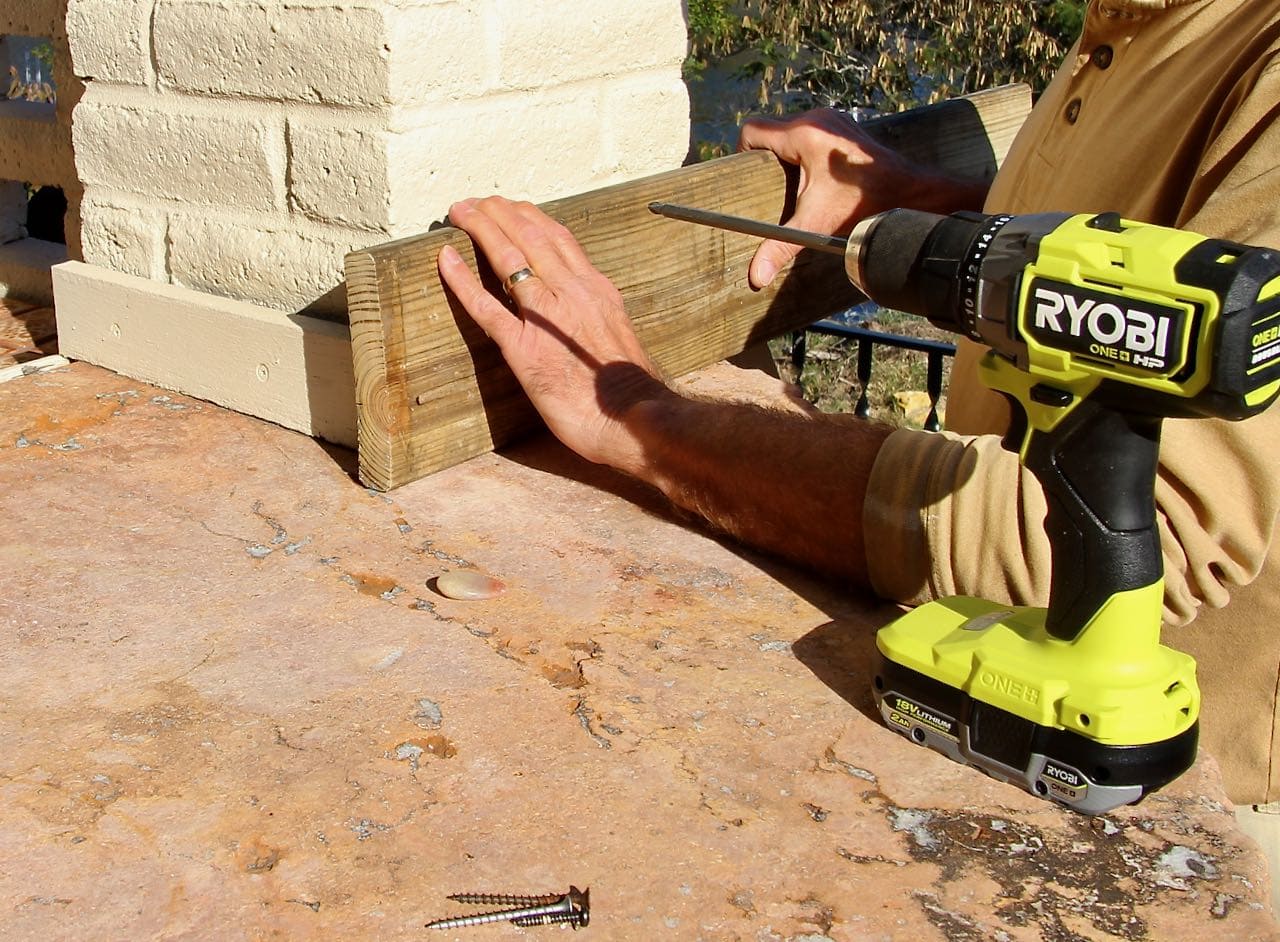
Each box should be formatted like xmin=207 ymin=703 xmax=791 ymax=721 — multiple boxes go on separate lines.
xmin=347 ymin=85 xmax=1034 ymax=491
xmin=52 ymin=261 xmax=357 ymax=446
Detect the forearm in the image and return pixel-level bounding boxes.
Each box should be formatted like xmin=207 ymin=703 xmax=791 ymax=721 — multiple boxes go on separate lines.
xmin=623 ymin=391 xmax=893 ymax=586
xmin=439 ymin=195 xmax=895 ymax=587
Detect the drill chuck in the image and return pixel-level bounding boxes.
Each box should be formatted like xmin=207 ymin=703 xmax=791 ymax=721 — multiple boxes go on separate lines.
xmin=845 ymin=210 xmax=953 ymax=320
xmin=847 ymin=209 xmax=1073 ymax=364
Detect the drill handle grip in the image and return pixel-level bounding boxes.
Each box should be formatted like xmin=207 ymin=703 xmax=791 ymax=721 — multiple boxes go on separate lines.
xmin=1013 ymin=397 xmax=1165 ymax=641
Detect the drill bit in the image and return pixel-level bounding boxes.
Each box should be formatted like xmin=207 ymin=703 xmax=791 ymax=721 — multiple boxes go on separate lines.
xmin=647 ymin=201 xmax=848 ymax=255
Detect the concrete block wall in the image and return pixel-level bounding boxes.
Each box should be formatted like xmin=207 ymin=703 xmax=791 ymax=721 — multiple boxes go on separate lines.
xmin=0 ymin=0 xmax=80 ymax=302
xmin=65 ymin=0 xmax=692 ymax=316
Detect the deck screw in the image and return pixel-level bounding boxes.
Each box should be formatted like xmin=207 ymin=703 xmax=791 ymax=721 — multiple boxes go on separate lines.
xmin=511 ymin=911 xmax=589 ymax=928
xmin=447 ymin=892 xmax=564 ymax=907
xmin=425 ymin=885 xmax=590 ymax=931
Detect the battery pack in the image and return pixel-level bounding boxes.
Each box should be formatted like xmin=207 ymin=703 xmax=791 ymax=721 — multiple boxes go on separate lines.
xmin=873 ymin=652 xmax=1198 ymax=814
xmin=871 ymin=593 xmax=1199 ymax=814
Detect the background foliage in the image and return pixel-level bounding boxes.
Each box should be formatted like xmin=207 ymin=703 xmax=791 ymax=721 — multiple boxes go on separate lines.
xmin=6 ymin=39 xmax=57 ymax=104
xmin=687 ymin=0 xmax=1085 ymax=118
xmin=683 ymin=1 xmax=1087 ymax=422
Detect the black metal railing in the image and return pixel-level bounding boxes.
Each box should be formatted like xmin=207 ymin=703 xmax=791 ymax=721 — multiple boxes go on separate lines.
xmin=791 ymin=306 xmax=956 ymax=432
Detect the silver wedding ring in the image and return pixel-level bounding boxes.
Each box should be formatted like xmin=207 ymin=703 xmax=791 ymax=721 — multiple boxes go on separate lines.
xmin=503 ymin=266 xmax=535 ymax=294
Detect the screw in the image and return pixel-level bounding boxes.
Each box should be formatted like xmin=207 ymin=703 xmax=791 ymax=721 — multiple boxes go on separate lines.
xmin=425 ymin=886 xmax=590 ymax=931
xmin=447 ymin=892 xmax=564 ymax=907
xmin=511 ymin=911 xmax=588 ymax=928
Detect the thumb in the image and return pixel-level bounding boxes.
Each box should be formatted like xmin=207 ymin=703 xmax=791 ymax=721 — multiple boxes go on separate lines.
xmin=748 ymin=238 xmax=801 ymax=290
xmin=748 ymin=201 xmax=848 ymax=289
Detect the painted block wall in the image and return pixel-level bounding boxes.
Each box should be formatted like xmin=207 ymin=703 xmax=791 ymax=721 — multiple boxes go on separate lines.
xmin=64 ymin=0 xmax=692 ymax=316
xmin=0 ymin=0 xmax=79 ymax=301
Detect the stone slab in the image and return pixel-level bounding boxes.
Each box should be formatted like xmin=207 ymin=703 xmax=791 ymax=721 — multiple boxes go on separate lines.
xmin=0 ymin=361 xmax=1275 ymax=940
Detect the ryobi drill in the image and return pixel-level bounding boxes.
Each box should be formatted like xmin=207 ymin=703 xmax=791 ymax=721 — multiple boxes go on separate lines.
xmin=650 ymin=201 xmax=1280 ymax=813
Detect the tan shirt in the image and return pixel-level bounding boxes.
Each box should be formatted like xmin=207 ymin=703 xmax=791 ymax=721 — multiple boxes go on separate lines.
xmin=863 ymin=0 xmax=1280 ymax=802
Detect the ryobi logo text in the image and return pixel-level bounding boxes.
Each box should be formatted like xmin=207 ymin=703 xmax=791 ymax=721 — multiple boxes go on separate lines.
xmin=1026 ymin=278 xmax=1186 ymax=374
xmin=1039 ymin=760 xmax=1089 ymax=801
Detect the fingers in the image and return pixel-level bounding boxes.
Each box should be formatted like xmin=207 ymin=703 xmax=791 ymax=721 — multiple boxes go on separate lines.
xmin=448 ymin=197 xmax=585 ymax=288
xmin=499 ymin=199 xmax=596 ymax=277
xmin=439 ymin=196 xmax=616 ymax=343
xmin=440 ymin=199 xmax=557 ymax=340
xmin=446 ymin=198 xmax=538 ymax=289
xmin=435 ymin=197 xmax=664 ymax=473
xmin=740 ymin=116 xmax=807 ymax=286
xmin=738 ymin=108 xmax=850 ymax=159
xmin=738 ymin=109 xmax=880 ymax=288
xmin=737 ymin=113 xmax=805 ymax=162
xmin=437 ymin=244 xmax=523 ymax=348
xmin=740 ymin=111 xmax=831 ymax=288
xmin=751 ymin=191 xmax=865 ymax=288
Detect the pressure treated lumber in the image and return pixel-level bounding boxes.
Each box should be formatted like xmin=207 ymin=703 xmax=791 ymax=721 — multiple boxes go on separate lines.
xmin=346 ymin=85 xmax=1032 ymax=491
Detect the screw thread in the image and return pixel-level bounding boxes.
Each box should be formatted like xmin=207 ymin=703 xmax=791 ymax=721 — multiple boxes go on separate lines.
xmin=447 ymin=892 xmax=562 ymax=906
xmin=426 ymin=908 xmax=529 ymax=930
xmin=426 ymin=885 xmax=589 ymax=931
xmin=426 ymin=899 xmax=574 ymax=930
xmin=511 ymin=911 xmax=588 ymax=928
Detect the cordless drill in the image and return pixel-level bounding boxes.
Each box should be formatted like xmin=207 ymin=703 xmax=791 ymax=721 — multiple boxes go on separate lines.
xmin=650 ymin=201 xmax=1280 ymax=813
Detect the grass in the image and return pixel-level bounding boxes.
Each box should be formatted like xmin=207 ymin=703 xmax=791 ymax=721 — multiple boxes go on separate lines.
xmin=768 ymin=310 xmax=957 ymax=429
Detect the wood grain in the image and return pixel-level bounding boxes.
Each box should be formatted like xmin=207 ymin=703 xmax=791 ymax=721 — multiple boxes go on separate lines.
xmin=346 ymin=85 xmax=1033 ymax=491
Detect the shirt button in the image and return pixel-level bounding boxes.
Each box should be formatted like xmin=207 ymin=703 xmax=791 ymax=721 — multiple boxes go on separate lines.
xmin=1065 ymin=98 xmax=1082 ymax=123
xmin=1092 ymin=45 xmax=1114 ymax=69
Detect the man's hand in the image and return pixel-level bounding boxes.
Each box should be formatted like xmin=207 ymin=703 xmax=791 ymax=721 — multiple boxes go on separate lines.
xmin=438 ymin=197 xmax=670 ymax=476
xmin=438 ymin=194 xmax=889 ymax=587
xmin=738 ymin=109 xmax=907 ymax=288
xmin=739 ymin=108 xmax=990 ymax=289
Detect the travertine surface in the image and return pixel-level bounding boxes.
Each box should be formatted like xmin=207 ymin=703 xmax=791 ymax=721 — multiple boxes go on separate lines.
xmin=1 ymin=361 xmax=1276 ymax=941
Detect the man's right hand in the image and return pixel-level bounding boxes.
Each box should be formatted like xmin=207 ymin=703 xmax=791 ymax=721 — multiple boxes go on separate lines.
xmin=737 ymin=109 xmax=914 ymax=288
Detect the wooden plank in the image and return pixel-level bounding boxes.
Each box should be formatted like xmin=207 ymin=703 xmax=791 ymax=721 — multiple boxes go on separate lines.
xmin=346 ymin=85 xmax=1033 ymax=491
xmin=53 ymin=261 xmax=357 ymax=446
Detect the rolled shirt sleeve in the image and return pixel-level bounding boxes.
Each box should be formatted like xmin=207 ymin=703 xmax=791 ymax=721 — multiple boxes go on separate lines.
xmin=864 ymin=410 xmax=1280 ymax=629
xmin=862 ymin=2 xmax=1280 ymax=637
